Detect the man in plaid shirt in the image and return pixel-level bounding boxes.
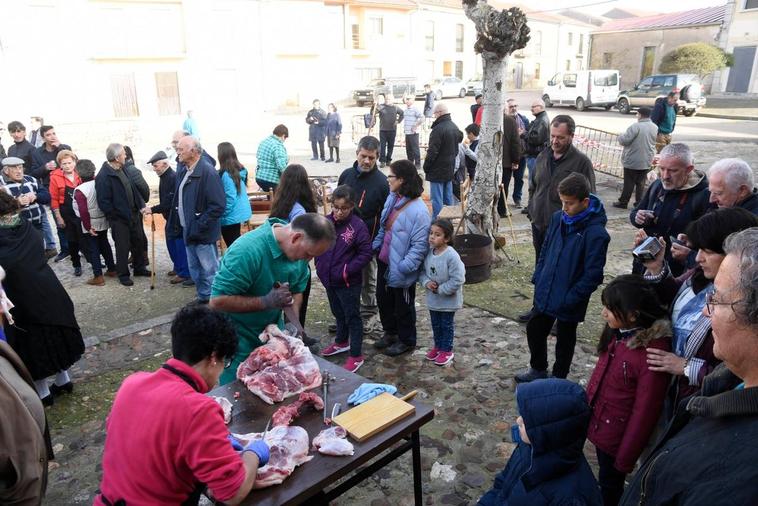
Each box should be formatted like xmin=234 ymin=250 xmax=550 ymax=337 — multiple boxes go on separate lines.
xmin=1 ymin=157 xmax=51 ymax=232
xmin=255 ymin=124 xmax=289 ymax=192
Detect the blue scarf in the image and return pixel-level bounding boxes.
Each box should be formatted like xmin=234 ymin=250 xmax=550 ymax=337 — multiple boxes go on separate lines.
xmin=561 ymin=205 xmax=593 ymax=225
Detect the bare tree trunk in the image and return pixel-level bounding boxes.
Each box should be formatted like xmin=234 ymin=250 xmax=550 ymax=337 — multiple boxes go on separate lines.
xmin=463 ymin=0 xmax=530 ymax=237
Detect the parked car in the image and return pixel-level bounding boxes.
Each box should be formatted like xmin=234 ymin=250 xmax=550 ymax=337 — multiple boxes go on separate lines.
xmin=542 ymin=70 xmax=620 ymax=111
xmin=416 ymin=77 xmax=468 ymax=100
xmin=616 ymin=74 xmax=706 ymax=116
xmin=352 ymin=77 xmax=416 ymax=107
xmin=466 ymin=78 xmax=483 ymax=96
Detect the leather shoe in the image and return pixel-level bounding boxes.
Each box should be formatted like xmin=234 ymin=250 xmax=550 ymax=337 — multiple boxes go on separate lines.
xmin=182 ymin=279 xmax=196 ymax=287
xmin=50 ymin=382 xmax=74 ymax=396
xmin=87 ymin=275 xmax=105 ymax=286
xmin=167 ymin=270 xmax=176 ymax=277
xmin=515 ymin=368 xmax=548 ymax=383
xmin=328 ymin=323 xmax=337 ymax=333
xmin=384 ymin=341 xmax=414 ymax=357
xmin=133 ymin=269 xmax=152 ymax=277
xmin=517 ymin=308 xmax=536 ymax=323
xmin=373 ymin=333 xmax=398 ymax=350
xmin=301 ymin=333 xmax=319 ymax=346
xmin=170 ymin=276 xmax=189 ymax=285
xmin=73 ymin=267 xmax=83 ymax=277
xmin=105 ymin=270 xmax=118 ymax=278
xmin=119 ymin=277 xmax=134 ymax=286
xmin=612 ymin=201 xmax=628 ymax=209
xmin=41 ymin=395 xmax=54 ymax=407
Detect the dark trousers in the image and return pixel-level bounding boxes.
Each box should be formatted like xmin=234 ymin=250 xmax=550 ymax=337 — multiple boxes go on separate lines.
xmin=526 ymin=312 xmax=578 ymax=378
xmin=57 ymin=226 xmax=69 ymax=254
xmin=255 ymin=178 xmax=277 ymax=192
xmin=430 ymin=310 xmax=455 ymax=352
xmin=328 ymin=146 xmax=340 ymax=162
xmin=326 ymin=285 xmax=363 ymax=357
xmin=619 ymin=168 xmax=649 ymax=207
xmin=405 ymin=133 xmax=420 ymax=165
xmin=166 ymin=235 xmax=190 ymax=278
xmin=377 ymin=260 xmax=416 ymax=346
xmin=379 ymin=130 xmax=396 ymax=164
xmin=86 ymin=232 xmax=115 ymax=276
xmin=299 ymin=274 xmax=311 ymax=328
xmin=311 ymin=140 xmax=325 ymax=160
xmin=111 ymin=214 xmax=146 ymax=279
xmin=221 ymin=224 xmax=241 ymax=247
xmin=531 ymin=223 xmax=547 ymax=263
xmin=596 ymin=448 xmax=626 ymax=506
xmin=61 ymin=216 xmax=90 ymax=269
xmin=499 ymin=158 xmax=527 ymax=212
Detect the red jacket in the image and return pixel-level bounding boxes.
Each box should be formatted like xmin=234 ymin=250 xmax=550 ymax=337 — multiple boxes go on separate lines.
xmin=48 ymin=168 xmax=81 ymax=210
xmin=586 ymin=320 xmax=672 ymax=473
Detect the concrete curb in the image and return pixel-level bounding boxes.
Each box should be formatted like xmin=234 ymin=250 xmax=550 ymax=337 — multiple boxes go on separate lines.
xmin=698 ymin=112 xmax=758 ymax=121
xmin=83 ymin=312 xmax=176 ymax=348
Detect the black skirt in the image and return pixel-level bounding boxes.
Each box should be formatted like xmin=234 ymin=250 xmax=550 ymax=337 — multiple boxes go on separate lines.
xmin=6 ymin=323 xmax=84 ymax=380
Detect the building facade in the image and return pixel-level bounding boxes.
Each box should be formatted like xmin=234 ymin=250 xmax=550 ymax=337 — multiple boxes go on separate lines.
xmin=711 ymin=0 xmax=758 ymax=94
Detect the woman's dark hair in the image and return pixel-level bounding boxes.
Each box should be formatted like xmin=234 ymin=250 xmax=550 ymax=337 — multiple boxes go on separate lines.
xmin=598 ymin=274 xmax=668 ymax=352
xmin=76 ymin=159 xmax=97 ymax=182
xmin=431 ymin=218 xmax=454 ymax=245
xmin=331 ymin=184 xmax=355 ymax=205
xmin=170 ymin=303 xmax=238 ymax=366
xmin=328 ymin=103 xmax=337 ymax=112
xmin=390 ymin=160 xmax=424 ymax=199
xmin=270 ymin=164 xmax=317 ymax=219
xmin=686 ymin=207 xmax=758 ymax=255
xmin=217 ymin=142 xmax=245 ymax=195
xmin=123 ymin=146 xmax=134 ymax=164
xmin=0 ymin=191 xmax=19 ymax=216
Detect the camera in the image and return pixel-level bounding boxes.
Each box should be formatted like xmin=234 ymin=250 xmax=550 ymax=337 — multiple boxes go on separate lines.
xmin=633 ymin=236 xmax=663 ymax=261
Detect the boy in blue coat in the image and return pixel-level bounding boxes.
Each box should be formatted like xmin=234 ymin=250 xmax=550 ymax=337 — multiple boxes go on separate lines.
xmin=478 ymin=378 xmax=602 ymax=506
xmin=516 ymin=173 xmax=610 ymax=382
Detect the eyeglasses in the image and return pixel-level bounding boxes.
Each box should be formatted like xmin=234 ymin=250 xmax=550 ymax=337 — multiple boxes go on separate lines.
xmin=705 ymin=289 xmax=743 ymax=316
xmin=224 ymin=356 xmax=233 ymax=369
xmin=332 ymin=205 xmax=353 ymax=213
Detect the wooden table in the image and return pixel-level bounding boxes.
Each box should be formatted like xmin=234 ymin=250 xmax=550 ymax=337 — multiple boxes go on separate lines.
xmin=209 ymin=357 xmax=435 ymax=506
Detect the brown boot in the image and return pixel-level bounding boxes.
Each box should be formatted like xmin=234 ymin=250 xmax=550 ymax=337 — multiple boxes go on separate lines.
xmin=87 ymin=275 xmax=105 ymax=286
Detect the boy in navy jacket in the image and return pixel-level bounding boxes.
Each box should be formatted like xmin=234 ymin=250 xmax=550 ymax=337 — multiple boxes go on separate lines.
xmin=516 ymin=173 xmax=610 ymax=382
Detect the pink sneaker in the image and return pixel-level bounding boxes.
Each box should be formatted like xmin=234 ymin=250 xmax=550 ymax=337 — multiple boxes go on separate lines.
xmin=425 ymin=347 xmax=440 ymax=361
xmin=434 ymin=351 xmax=454 ymax=366
xmin=322 ymin=341 xmax=350 ymax=356
xmin=343 ymin=356 xmax=365 ymax=373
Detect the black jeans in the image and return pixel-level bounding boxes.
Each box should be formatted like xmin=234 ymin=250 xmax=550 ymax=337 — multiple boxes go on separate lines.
xmin=619 ymin=168 xmax=648 ymax=207
xmin=61 ymin=216 xmax=90 ymax=269
xmin=111 ymin=214 xmax=146 ymax=279
xmin=379 ymin=130 xmax=396 ymax=164
xmin=326 ymin=285 xmax=363 ymax=357
xmin=221 ymin=224 xmax=241 ymax=247
xmin=526 ymin=312 xmax=578 ymax=378
xmin=311 ymin=140 xmax=325 ymax=160
xmin=86 ymin=232 xmax=116 ymax=276
xmin=531 ymin=223 xmax=547 ymax=263
xmin=299 ymin=274 xmax=311 ymax=328
xmin=596 ymin=448 xmax=626 ymax=506
xmin=377 ymin=260 xmax=416 ymax=346
xmin=255 ymin=178 xmax=277 ymax=192
xmin=499 ymin=158 xmax=527 ymax=212
xmin=405 ymin=133 xmax=420 ymax=165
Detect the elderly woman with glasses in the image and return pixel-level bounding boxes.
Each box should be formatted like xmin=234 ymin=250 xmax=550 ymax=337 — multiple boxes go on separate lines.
xmin=641 ymin=207 xmax=758 ymax=415
xmin=96 ymin=303 xmax=269 ymax=505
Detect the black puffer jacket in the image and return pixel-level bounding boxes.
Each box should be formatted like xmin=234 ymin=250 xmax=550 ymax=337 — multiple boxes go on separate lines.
xmin=338 ymin=164 xmax=389 ymax=239
xmin=423 ymin=113 xmax=460 ymax=183
xmin=523 ymin=110 xmax=550 ymax=157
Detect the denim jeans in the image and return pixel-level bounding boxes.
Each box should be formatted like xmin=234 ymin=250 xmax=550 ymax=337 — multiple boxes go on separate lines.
xmin=255 ymin=178 xmax=277 ymax=192
xmin=86 ymin=231 xmax=115 ymax=276
xmin=166 ymin=236 xmax=190 ymax=278
xmin=40 ymin=206 xmax=57 ymax=249
xmin=360 ymin=256 xmax=378 ymax=318
xmin=186 ymin=243 xmax=219 ymax=300
xmin=326 ymin=285 xmax=363 ymax=357
xmin=430 ymin=181 xmax=453 ymax=220
xmin=430 ymin=310 xmax=455 ymax=352
xmin=405 ymin=133 xmax=420 ymax=166
xmin=526 ymin=156 xmax=537 ymax=188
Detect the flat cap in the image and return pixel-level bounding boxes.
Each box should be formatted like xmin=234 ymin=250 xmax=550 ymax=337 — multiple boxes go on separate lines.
xmin=1 ymin=157 xmax=25 ymax=167
xmin=147 ymin=150 xmax=168 ymax=164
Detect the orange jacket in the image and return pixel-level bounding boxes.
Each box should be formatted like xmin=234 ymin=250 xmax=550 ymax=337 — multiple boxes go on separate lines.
xmin=48 ymin=169 xmax=82 ymax=210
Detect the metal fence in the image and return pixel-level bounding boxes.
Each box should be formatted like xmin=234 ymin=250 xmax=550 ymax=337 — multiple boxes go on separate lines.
xmin=351 ymin=115 xmax=431 ymax=156
xmin=574 ymin=125 xmax=624 ymax=178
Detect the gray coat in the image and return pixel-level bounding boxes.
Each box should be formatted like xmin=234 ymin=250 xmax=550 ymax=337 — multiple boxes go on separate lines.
xmin=618 ymin=118 xmax=657 ymax=170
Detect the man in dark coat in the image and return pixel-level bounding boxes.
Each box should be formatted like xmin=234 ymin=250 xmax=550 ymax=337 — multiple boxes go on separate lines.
xmin=503 ymin=98 xmax=530 ymax=209
xmin=478 ymin=378 xmax=602 ymax=506
xmin=497 ymin=106 xmax=522 ymax=217
xmin=422 ymin=84 xmax=435 ymax=123
xmin=167 ymin=136 xmax=225 ymax=304
xmin=375 ymin=95 xmax=404 ymax=167
xmin=621 ymin=227 xmax=758 ymax=505
xmin=470 ymin=94 xmax=482 ymax=122
xmin=306 ymin=99 xmax=328 ymax=161
xmin=522 ymin=99 xmax=550 ymax=191
xmin=6 ymin=121 xmax=35 ymax=174
xmin=146 ymin=151 xmax=189 ymax=284
xmin=338 ymin=136 xmax=389 ymax=329
xmin=423 ymin=103 xmax=460 ymax=220
xmin=96 ymin=143 xmax=150 ymax=286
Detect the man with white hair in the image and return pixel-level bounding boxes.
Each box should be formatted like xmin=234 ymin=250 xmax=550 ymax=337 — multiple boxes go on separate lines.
xmin=707 ymin=158 xmax=758 ymax=214
xmin=423 ymin=102 xmax=460 ymax=219
xmin=521 ymin=98 xmax=550 ymax=191
xmin=620 ymin=227 xmax=758 ymax=505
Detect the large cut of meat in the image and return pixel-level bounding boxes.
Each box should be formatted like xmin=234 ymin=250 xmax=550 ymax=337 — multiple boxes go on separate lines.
xmin=271 ymin=392 xmax=324 ymax=427
xmin=237 ymin=324 xmax=322 ymax=404
xmin=233 ymin=426 xmax=313 ymax=489
xmin=211 ymin=396 xmax=233 ymax=424
xmin=312 ymin=426 xmax=354 ymax=456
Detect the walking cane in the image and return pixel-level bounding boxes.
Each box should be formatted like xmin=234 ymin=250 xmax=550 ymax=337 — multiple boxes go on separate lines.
xmin=150 ymin=214 xmax=156 ymax=290
xmin=500 ymin=184 xmax=520 ymax=264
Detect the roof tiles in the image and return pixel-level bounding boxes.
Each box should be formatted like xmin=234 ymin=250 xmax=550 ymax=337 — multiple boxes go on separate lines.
xmin=596 ymin=5 xmax=726 ymax=33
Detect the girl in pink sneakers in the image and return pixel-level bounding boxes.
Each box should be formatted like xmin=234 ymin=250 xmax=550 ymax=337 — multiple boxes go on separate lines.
xmin=316 ymin=185 xmax=373 ymax=372
xmin=419 ymin=219 xmax=465 ymax=366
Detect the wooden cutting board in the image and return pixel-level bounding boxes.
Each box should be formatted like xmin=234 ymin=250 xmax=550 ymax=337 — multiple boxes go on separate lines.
xmin=333 ymin=391 xmax=416 ymax=442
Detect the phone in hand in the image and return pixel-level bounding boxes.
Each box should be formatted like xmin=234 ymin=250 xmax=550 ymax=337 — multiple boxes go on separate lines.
xmin=669 ymin=235 xmax=685 ymax=247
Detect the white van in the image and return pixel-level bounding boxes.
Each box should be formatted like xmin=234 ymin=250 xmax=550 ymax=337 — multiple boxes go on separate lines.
xmin=542 ymin=70 xmax=620 ymax=111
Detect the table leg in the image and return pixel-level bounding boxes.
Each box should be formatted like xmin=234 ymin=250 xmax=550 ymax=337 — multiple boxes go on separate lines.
xmin=412 ymin=430 xmax=422 ymax=506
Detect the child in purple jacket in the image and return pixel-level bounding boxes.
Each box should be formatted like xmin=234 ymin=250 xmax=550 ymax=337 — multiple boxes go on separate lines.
xmin=316 ymin=185 xmax=373 ymax=372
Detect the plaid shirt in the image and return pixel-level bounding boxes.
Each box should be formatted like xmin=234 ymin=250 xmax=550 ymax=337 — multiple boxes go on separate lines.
xmin=403 ymin=106 xmax=424 ymax=135
xmin=255 ymin=135 xmax=288 ymax=184
xmin=1 ymin=174 xmax=48 ymax=225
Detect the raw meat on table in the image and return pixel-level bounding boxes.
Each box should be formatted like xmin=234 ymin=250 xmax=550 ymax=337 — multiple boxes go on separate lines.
xmin=212 ymin=396 xmax=233 ymax=424
xmin=233 ymin=426 xmax=313 ymax=489
xmin=312 ymin=426 xmax=354 ymax=456
xmin=271 ymin=392 xmax=324 ymax=426
xmin=237 ymin=324 xmax=322 ymax=404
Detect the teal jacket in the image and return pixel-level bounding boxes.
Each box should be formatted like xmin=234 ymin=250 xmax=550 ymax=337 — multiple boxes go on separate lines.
xmin=220 ymin=168 xmax=252 ymax=226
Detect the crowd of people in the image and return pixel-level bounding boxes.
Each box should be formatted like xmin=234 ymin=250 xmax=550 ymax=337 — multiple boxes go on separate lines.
xmin=0 ymin=91 xmax=757 ymax=505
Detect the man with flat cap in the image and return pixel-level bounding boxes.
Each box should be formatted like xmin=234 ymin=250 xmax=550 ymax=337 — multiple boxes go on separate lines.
xmin=1 ymin=156 xmax=52 ymax=237
xmin=147 ymin=151 xmax=190 ymax=284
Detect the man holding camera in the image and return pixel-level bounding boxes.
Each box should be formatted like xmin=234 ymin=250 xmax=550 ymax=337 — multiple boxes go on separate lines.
xmin=629 ymin=143 xmax=710 ymax=276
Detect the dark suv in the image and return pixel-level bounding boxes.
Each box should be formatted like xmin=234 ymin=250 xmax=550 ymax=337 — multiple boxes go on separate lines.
xmin=352 ymin=77 xmax=416 ymax=107
xmin=616 ymin=74 xmax=706 ymax=116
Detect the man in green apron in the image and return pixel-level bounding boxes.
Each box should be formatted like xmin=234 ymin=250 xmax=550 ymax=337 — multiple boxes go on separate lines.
xmin=211 ymin=213 xmax=335 ymax=385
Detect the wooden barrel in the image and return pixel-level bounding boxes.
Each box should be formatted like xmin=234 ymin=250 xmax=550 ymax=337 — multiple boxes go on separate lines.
xmin=453 ymin=234 xmax=492 ymax=284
